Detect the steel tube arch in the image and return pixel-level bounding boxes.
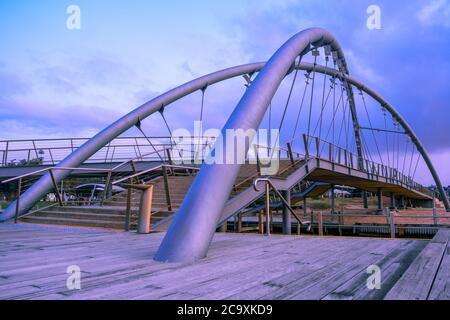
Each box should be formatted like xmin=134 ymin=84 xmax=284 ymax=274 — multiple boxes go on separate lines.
xmin=154 ymin=27 xmax=356 ymax=262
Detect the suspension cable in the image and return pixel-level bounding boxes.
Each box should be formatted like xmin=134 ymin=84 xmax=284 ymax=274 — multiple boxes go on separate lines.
xmin=360 ymin=90 xmax=384 ymax=165
xmin=199 ymin=86 xmax=207 ymax=123
xmin=408 ymin=143 xmax=416 ymax=178
xmin=160 ymin=109 xmax=184 ymax=160
xmin=382 ymin=107 xmax=391 ymax=168
xmin=336 ymin=86 xmax=349 ymax=148
xmin=135 ymin=118 xmax=164 ymax=162
xmin=291 ymin=72 xmax=310 ymax=141
xmin=311 ymin=80 xmax=333 ymax=139
xmin=412 ymin=152 xmax=421 ymax=181
xmin=402 ymin=137 xmax=410 ymax=174
xmin=278 ymin=56 xmax=301 ymax=132
xmin=306 ymin=51 xmax=318 ymax=139
xmin=318 ymin=56 xmax=329 ymax=141
xmin=269 ymin=55 xmax=302 ymax=160
xmin=320 ymin=84 xmax=344 ymax=155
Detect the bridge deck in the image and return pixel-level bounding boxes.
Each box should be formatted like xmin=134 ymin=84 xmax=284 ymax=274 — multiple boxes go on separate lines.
xmin=305 ymin=158 xmax=432 ymax=200
xmin=1 ymin=224 xmax=449 ymax=300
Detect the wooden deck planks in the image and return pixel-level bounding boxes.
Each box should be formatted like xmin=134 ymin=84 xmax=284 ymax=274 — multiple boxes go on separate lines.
xmin=384 ymin=228 xmax=450 ymax=300
xmin=1 ymin=224 xmax=449 ymax=300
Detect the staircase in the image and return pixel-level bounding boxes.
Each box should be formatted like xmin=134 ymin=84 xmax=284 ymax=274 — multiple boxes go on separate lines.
xmin=18 ymin=160 xmax=303 ymax=230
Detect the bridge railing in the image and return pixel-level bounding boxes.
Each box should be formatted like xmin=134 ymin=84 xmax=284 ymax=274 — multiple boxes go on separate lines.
xmin=0 ymin=136 xmax=217 ymax=167
xmin=288 ymin=134 xmax=433 ymax=198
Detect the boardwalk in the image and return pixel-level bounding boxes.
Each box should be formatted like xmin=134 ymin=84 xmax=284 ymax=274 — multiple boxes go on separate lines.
xmin=0 ymin=224 xmax=449 ymax=300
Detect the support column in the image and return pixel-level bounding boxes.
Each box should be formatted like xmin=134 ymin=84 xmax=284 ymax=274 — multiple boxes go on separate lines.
xmin=390 ymin=193 xmax=396 ymax=209
xmin=377 ymin=188 xmax=383 ymax=212
xmin=330 ymin=185 xmax=335 ymax=214
xmin=237 ymin=212 xmax=243 ymax=233
xmin=282 ymin=190 xmax=291 ymax=235
xmin=433 ymin=192 xmax=437 ymax=225
xmin=363 ymin=191 xmax=368 ymax=209
xmin=303 ymin=197 xmax=307 ymax=217
xmin=400 ymin=196 xmax=406 ymax=209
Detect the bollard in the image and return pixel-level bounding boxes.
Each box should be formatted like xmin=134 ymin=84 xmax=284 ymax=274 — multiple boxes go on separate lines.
xmin=123 ymin=184 xmax=153 ymax=234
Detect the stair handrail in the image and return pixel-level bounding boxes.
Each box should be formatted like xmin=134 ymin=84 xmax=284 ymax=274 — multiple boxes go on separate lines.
xmin=1 ymin=166 xmax=117 ymax=223
xmin=111 ymin=164 xmax=200 ymax=185
xmin=253 ymin=177 xmax=310 ymax=235
xmin=1 ymin=166 xmax=113 ymax=184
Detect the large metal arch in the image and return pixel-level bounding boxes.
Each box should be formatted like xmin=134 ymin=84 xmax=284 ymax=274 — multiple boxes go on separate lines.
xmin=154 ymin=28 xmax=449 ymax=263
xmin=1 ymin=27 xmax=447 ymax=231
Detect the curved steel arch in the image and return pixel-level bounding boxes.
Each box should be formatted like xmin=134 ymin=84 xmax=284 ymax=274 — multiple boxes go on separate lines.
xmin=154 ymin=28 xmax=364 ymax=262
xmin=154 ymin=28 xmax=449 ymax=263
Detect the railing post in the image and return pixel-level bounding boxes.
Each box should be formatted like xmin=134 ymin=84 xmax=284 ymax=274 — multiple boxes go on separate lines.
xmin=254 ymin=145 xmax=261 ymax=177
xmin=318 ymin=211 xmax=323 ymax=237
xmin=102 ymin=171 xmax=113 ymax=205
xmin=49 ymin=170 xmax=63 ymax=207
xmin=328 ymin=144 xmax=332 ymax=162
xmin=265 ymin=182 xmax=270 ymax=236
xmin=14 ymin=177 xmax=22 ymax=223
xmin=162 ymin=166 xmax=172 ymax=211
xmin=433 ymin=192 xmax=437 ymax=226
xmin=286 ymin=142 xmax=295 ymax=165
xmin=130 ymin=161 xmax=137 ymax=173
xmin=315 ymin=137 xmax=320 ymax=158
xmin=124 ymin=182 xmax=132 ymax=232
xmin=166 ymin=148 xmax=173 ymax=165
xmin=389 ymin=209 xmax=396 ymax=239
xmin=302 ymin=134 xmax=309 ymax=158
xmin=4 ymin=141 xmax=9 ymax=166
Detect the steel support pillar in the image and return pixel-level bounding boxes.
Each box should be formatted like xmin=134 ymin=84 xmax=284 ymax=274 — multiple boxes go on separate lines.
xmin=390 ymin=193 xmax=396 ymax=209
xmin=377 ymin=188 xmax=383 ymax=211
xmin=155 ymin=28 xmax=349 ymax=262
xmin=303 ymin=197 xmax=307 ymax=217
xmin=330 ymin=185 xmax=335 ymax=214
xmin=363 ymin=191 xmax=368 ymax=209
xmin=282 ymin=190 xmax=291 ymax=235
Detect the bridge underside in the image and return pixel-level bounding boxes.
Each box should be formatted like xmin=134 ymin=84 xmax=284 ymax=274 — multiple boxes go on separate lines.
xmin=308 ymin=169 xmax=431 ymax=200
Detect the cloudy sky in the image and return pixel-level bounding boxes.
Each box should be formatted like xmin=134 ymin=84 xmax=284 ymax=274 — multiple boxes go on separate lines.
xmin=0 ymin=0 xmax=449 ymax=185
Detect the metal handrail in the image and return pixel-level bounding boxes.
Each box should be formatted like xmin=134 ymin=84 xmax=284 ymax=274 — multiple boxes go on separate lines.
xmin=0 ymin=136 xmax=217 ymax=167
xmin=112 ymin=164 xmax=200 ymax=185
xmin=253 ymin=177 xmax=310 ymax=236
xmin=299 ymin=134 xmax=432 ymax=197
xmin=1 ymin=166 xmax=113 ymax=184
